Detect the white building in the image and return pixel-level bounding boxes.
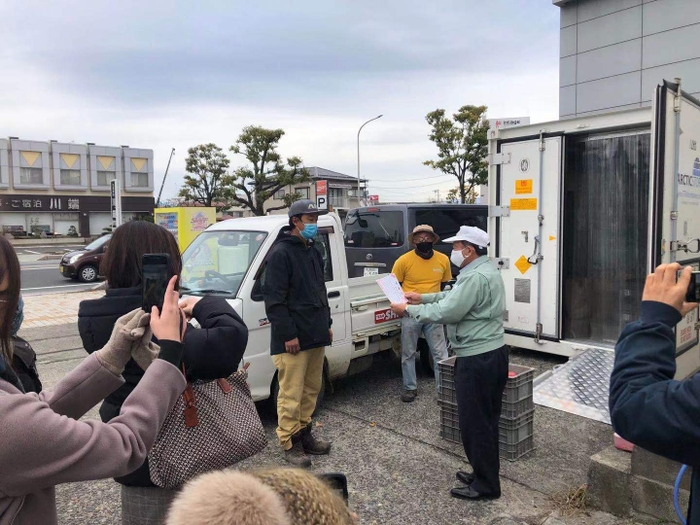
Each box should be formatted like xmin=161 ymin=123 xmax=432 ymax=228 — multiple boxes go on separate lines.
xmin=556 ymin=0 xmax=700 ymax=117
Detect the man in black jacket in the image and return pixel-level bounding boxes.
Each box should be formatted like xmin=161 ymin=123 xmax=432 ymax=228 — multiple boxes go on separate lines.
xmin=610 ymin=263 xmax=700 ymax=524
xmin=264 ymin=199 xmax=333 ymax=467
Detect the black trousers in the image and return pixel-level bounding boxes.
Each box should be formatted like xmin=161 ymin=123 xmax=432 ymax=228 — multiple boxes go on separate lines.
xmin=454 ymin=346 xmax=509 ymax=496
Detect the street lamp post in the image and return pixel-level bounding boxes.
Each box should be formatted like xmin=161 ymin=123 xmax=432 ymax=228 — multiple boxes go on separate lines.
xmin=357 ymin=114 xmax=383 ymax=206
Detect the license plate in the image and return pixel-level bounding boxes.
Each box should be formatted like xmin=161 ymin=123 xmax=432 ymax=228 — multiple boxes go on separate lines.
xmin=364 ymin=267 xmax=379 ymax=277
xmin=59 ymin=265 xmax=64 ymax=274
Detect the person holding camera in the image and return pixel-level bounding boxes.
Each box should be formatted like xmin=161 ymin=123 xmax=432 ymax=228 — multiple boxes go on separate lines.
xmin=610 ymin=263 xmax=700 ymax=524
xmin=78 ymin=221 xmax=248 ymax=525
xmin=0 ymin=235 xmax=186 ymax=525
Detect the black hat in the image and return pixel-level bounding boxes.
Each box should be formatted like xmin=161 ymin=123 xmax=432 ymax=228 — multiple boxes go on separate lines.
xmin=288 ymin=199 xmax=328 ymax=218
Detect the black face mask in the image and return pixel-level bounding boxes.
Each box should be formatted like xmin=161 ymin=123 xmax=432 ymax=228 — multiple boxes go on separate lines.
xmin=415 ymin=241 xmax=434 ymax=259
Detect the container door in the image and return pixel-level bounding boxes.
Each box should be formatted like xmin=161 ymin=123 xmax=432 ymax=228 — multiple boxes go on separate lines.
xmin=650 ymin=81 xmax=700 ymax=376
xmin=496 ymin=136 xmax=562 ymax=339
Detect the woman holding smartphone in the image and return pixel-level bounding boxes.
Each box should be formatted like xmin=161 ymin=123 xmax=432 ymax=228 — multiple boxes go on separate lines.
xmin=78 ymin=221 xmax=249 ymax=525
xmin=0 ymin=235 xmax=186 ymax=525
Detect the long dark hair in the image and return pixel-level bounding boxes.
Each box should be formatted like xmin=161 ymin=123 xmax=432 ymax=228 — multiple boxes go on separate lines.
xmin=0 ymin=236 xmax=21 ymax=364
xmin=100 ymin=221 xmax=182 ymax=289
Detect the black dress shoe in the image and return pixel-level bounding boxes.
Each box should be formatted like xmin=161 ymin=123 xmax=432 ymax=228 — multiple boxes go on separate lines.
xmin=450 ymin=485 xmax=501 ymax=500
xmin=456 ymin=471 xmax=474 ymax=485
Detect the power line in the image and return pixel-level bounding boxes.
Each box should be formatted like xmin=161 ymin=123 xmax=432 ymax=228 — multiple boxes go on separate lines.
xmin=368 ymin=180 xmax=457 ymax=189
xmin=365 ymin=173 xmax=454 ymax=183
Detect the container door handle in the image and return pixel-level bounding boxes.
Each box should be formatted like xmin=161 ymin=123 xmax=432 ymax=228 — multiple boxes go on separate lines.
xmin=328 ymin=291 xmax=341 ymax=298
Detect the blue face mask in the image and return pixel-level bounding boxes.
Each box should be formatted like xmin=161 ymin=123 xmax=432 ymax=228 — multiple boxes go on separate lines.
xmin=300 ymin=224 xmax=318 ymax=240
xmin=10 ymin=296 xmax=23 ymax=337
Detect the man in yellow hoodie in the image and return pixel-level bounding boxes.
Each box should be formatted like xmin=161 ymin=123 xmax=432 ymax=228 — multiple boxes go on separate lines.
xmin=391 ymin=225 xmax=451 ymax=402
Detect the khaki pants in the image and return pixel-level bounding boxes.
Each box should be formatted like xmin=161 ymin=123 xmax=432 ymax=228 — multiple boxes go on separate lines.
xmin=272 ymin=346 xmax=325 ymax=450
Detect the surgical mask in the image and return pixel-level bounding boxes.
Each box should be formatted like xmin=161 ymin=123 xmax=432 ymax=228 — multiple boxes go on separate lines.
xmin=300 ymin=224 xmax=318 ymax=240
xmin=450 ymin=249 xmax=466 ymax=268
xmin=10 ymin=296 xmax=23 ymax=336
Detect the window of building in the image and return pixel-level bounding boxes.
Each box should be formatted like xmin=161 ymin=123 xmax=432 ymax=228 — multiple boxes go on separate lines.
xmin=329 ymin=188 xmax=345 ymax=208
xmin=295 ymin=187 xmax=310 ymax=199
xmin=20 ymin=167 xmax=43 ymax=185
xmin=97 ymin=171 xmax=115 ymax=186
xmin=131 ymin=172 xmax=149 ymax=187
xmin=274 ymin=188 xmax=286 ymax=200
xmin=60 ymin=169 xmax=81 ymax=186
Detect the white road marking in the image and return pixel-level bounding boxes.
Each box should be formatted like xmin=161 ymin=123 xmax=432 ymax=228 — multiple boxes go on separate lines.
xmin=21 ymin=283 xmax=95 ymax=291
xmin=23 ymin=250 xmax=41 ymax=254
xmin=21 ymin=266 xmax=60 ymax=271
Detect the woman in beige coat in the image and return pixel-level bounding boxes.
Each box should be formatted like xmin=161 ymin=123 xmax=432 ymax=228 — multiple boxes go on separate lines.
xmin=0 ymin=236 xmax=186 ymax=525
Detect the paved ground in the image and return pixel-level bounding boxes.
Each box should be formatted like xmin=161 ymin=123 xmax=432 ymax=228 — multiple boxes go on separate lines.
xmin=18 ymin=313 xmax=643 ymax=525
xmin=21 ymin=289 xmax=104 ymax=328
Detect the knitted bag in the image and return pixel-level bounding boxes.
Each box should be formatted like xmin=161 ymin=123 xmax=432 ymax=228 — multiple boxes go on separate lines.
xmin=148 ymin=366 xmax=267 ymax=489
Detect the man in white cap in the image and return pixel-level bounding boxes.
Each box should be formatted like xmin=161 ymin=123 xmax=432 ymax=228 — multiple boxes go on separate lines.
xmin=390 ymin=225 xmax=507 ymax=501
xmin=391 ymin=224 xmax=451 ymax=402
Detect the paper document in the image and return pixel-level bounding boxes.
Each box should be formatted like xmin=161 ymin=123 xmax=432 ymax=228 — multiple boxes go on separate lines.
xmin=376 ymin=274 xmax=407 ymax=304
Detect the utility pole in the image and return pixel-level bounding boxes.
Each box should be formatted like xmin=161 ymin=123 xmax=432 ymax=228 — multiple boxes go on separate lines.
xmin=156 ymin=148 xmax=175 ymax=207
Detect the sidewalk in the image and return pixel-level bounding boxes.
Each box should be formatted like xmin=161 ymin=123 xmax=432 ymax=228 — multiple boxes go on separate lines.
xmin=22 ymin=290 xmax=104 ymax=329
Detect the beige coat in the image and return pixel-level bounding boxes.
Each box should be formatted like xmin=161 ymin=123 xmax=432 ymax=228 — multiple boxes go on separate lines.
xmin=0 ymin=354 xmax=185 ymax=525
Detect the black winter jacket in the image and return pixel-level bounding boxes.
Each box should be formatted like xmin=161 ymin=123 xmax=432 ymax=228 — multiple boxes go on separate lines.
xmin=263 ymin=228 xmax=332 ymax=356
xmin=78 ymin=287 xmax=248 ymax=487
xmin=610 ymin=301 xmax=700 ymax=524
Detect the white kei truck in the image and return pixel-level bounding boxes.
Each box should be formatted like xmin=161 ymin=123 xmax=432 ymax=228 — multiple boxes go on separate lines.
xmin=488 ymin=80 xmax=700 ymax=379
xmin=180 ymin=213 xmax=406 ymax=405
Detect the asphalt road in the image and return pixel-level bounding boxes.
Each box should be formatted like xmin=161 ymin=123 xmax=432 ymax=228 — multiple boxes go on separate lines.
xmin=14 ymin=244 xmax=85 ymax=256
xmin=18 ymin=243 xmax=99 ymax=295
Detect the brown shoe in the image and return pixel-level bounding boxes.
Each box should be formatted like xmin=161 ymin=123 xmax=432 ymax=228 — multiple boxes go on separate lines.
xmin=284 ymin=432 xmax=312 ymax=468
xmin=301 ymin=425 xmax=332 ymax=455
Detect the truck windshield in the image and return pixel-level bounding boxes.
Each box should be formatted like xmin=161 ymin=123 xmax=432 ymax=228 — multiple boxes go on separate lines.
xmin=181 ymin=230 xmax=268 ymax=296
xmin=344 ymin=210 xmax=404 ymax=247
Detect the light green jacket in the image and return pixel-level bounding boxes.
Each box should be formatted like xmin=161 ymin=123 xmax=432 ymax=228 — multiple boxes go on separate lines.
xmin=406 ymin=256 xmax=506 ymax=357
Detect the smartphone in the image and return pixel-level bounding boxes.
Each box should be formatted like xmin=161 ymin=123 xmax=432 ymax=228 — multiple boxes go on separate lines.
xmin=318 ymin=473 xmax=349 ymax=504
xmin=142 ymin=254 xmax=174 ymax=312
xmin=686 ymin=271 xmax=700 ymax=303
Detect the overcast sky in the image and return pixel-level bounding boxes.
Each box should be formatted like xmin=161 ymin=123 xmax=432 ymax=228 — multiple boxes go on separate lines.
xmin=0 ymin=0 xmax=560 ymax=203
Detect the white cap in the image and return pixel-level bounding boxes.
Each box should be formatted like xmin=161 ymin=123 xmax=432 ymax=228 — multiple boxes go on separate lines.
xmin=442 ymin=226 xmax=490 ymax=248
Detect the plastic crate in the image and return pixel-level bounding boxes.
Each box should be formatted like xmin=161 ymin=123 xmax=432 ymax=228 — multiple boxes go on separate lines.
xmin=437 ymin=357 xmax=457 ymax=382
xmin=503 ymin=364 xmax=535 ymax=404
xmin=499 ymin=435 xmax=534 ymax=461
xmin=438 ymin=378 xmax=457 ymax=405
xmin=498 ymin=409 xmax=534 ymax=444
xmin=440 ymin=427 xmax=461 ymax=444
xmin=501 ymin=395 xmax=534 ymax=419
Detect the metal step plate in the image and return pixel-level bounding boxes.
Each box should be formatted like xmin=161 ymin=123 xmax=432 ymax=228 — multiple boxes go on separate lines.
xmin=533 ymin=348 xmax=613 ymax=424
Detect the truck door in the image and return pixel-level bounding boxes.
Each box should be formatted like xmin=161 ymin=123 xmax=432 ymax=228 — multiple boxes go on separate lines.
xmin=494 ymin=135 xmax=562 ymax=340
xmin=649 ymin=80 xmax=700 ymax=377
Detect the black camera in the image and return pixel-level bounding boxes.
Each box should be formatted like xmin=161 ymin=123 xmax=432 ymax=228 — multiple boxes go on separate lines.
xmin=686 ymin=271 xmax=700 ymax=303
